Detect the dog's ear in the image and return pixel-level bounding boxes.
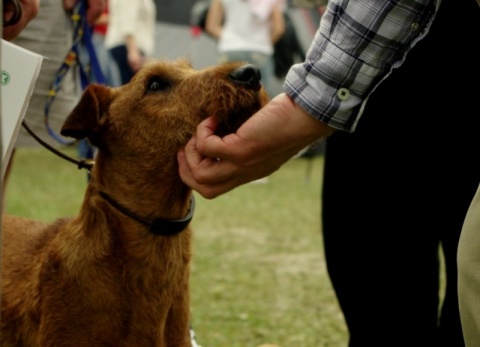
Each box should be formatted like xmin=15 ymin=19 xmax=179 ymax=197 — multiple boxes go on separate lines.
xmin=60 ymin=84 xmax=111 ymax=140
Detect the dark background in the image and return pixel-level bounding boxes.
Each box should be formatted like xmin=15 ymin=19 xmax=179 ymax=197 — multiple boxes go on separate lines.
xmin=153 ymin=0 xmax=324 ymax=26
xmin=154 ymin=0 xmax=197 ymax=25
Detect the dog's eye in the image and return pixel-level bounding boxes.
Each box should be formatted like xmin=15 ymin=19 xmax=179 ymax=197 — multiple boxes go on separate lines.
xmin=147 ymin=77 xmax=170 ymax=92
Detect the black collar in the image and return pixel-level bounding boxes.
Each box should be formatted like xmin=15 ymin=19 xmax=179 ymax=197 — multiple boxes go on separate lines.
xmin=98 ymin=191 xmax=195 ymax=236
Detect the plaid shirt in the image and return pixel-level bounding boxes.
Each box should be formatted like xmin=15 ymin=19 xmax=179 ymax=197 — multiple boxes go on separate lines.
xmin=283 ymin=0 xmax=438 ymax=133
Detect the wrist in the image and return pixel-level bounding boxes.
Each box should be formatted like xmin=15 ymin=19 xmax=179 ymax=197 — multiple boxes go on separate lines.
xmin=276 ymin=93 xmax=335 ymax=142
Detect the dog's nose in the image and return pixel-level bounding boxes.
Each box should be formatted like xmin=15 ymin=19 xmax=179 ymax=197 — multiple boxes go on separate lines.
xmin=229 ymin=64 xmax=262 ymax=90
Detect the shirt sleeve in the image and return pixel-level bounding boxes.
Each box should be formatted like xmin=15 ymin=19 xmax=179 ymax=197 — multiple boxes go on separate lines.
xmin=283 ymin=0 xmax=438 ymax=133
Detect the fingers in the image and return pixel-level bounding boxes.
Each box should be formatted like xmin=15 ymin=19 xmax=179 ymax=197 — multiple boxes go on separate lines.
xmin=177 ymin=149 xmax=196 ymax=190
xmin=193 ymin=116 xmax=218 ymax=155
xmin=180 ymin=134 xmax=228 ymax=185
xmin=178 ymin=147 xmax=234 ymax=199
xmin=178 ymin=117 xmax=241 ymax=199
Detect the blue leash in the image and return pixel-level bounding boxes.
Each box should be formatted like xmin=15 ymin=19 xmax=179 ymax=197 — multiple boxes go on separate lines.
xmin=44 ymin=0 xmax=106 ymax=146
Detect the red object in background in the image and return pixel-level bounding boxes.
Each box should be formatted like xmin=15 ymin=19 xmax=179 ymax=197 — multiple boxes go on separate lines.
xmin=93 ymin=4 xmax=108 ymax=35
xmin=190 ymin=26 xmax=203 ymax=38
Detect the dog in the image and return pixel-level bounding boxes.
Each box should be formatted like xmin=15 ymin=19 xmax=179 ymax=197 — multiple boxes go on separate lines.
xmin=1 ymin=59 xmax=269 ymax=346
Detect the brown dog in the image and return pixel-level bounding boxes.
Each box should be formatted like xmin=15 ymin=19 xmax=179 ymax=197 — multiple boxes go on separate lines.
xmin=1 ymin=59 xmax=268 ymax=346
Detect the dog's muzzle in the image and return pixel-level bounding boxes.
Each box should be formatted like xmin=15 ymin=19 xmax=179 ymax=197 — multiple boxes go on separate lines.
xmin=229 ymin=64 xmax=262 ymax=91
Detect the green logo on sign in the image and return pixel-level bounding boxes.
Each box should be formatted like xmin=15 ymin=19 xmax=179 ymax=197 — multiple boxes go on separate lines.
xmin=1 ymin=70 xmax=11 ymax=86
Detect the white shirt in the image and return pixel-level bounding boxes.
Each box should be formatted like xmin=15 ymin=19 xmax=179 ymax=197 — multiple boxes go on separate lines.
xmin=219 ymin=0 xmax=274 ymax=55
xmin=105 ymin=0 xmax=156 ymax=56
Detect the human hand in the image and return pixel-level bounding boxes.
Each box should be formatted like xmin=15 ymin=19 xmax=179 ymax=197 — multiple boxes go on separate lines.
xmin=178 ymin=93 xmax=335 ymax=199
xmin=63 ymin=0 xmax=105 ymax=26
xmin=127 ymin=48 xmax=145 ymax=72
xmin=3 ymin=0 xmax=39 ymax=41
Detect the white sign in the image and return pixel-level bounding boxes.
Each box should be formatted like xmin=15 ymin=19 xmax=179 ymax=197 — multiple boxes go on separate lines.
xmin=0 ymin=39 xmax=43 ymax=178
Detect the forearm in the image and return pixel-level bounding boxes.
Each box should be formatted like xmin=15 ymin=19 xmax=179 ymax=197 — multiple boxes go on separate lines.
xmin=205 ymin=24 xmax=222 ymax=40
xmin=125 ymin=35 xmax=138 ymax=54
xmin=270 ymin=6 xmax=285 ymax=44
xmin=125 ymin=35 xmax=144 ymax=71
xmin=235 ymin=93 xmax=334 ymax=157
xmin=205 ymin=0 xmax=223 ymax=39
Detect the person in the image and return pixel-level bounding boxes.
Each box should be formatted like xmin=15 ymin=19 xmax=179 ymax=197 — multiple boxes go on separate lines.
xmin=178 ymin=0 xmax=480 ymax=346
xmin=2 ymin=0 xmax=39 ymax=41
xmin=91 ymin=1 xmax=120 ymax=87
xmin=318 ymin=1 xmax=478 ymax=345
xmin=458 ymin=187 xmax=480 ymax=346
xmin=76 ymin=1 xmax=121 ymax=169
xmin=3 ymin=0 xmax=105 ymax=194
xmin=104 ymin=0 xmax=156 ymax=85
xmin=205 ymin=0 xmax=285 ymax=99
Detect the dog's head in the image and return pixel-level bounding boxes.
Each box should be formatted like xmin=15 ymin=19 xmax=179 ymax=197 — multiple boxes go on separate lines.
xmin=61 ymin=59 xmax=269 ymax=164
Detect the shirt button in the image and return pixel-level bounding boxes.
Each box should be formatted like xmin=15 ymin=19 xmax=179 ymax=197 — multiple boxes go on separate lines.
xmin=337 ymin=88 xmax=350 ymax=100
xmin=410 ymin=22 xmax=419 ymax=32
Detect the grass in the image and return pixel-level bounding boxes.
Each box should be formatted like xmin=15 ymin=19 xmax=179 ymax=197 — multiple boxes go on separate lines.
xmin=4 ymin=146 xmax=348 ymax=347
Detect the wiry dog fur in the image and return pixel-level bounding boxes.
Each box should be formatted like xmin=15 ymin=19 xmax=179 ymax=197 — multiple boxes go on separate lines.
xmin=1 ymin=59 xmax=268 ymax=346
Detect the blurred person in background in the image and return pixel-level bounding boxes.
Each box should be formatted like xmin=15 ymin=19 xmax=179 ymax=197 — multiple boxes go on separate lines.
xmin=105 ymin=0 xmax=156 ymax=85
xmin=91 ymin=1 xmax=120 ymax=87
xmin=205 ymin=0 xmax=285 ymax=100
xmin=77 ymin=1 xmax=121 ymax=165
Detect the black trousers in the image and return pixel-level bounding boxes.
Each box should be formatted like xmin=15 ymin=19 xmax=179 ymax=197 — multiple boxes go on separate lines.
xmin=321 ymin=0 xmax=480 ymax=346
xmin=109 ymin=45 xmax=142 ymax=86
